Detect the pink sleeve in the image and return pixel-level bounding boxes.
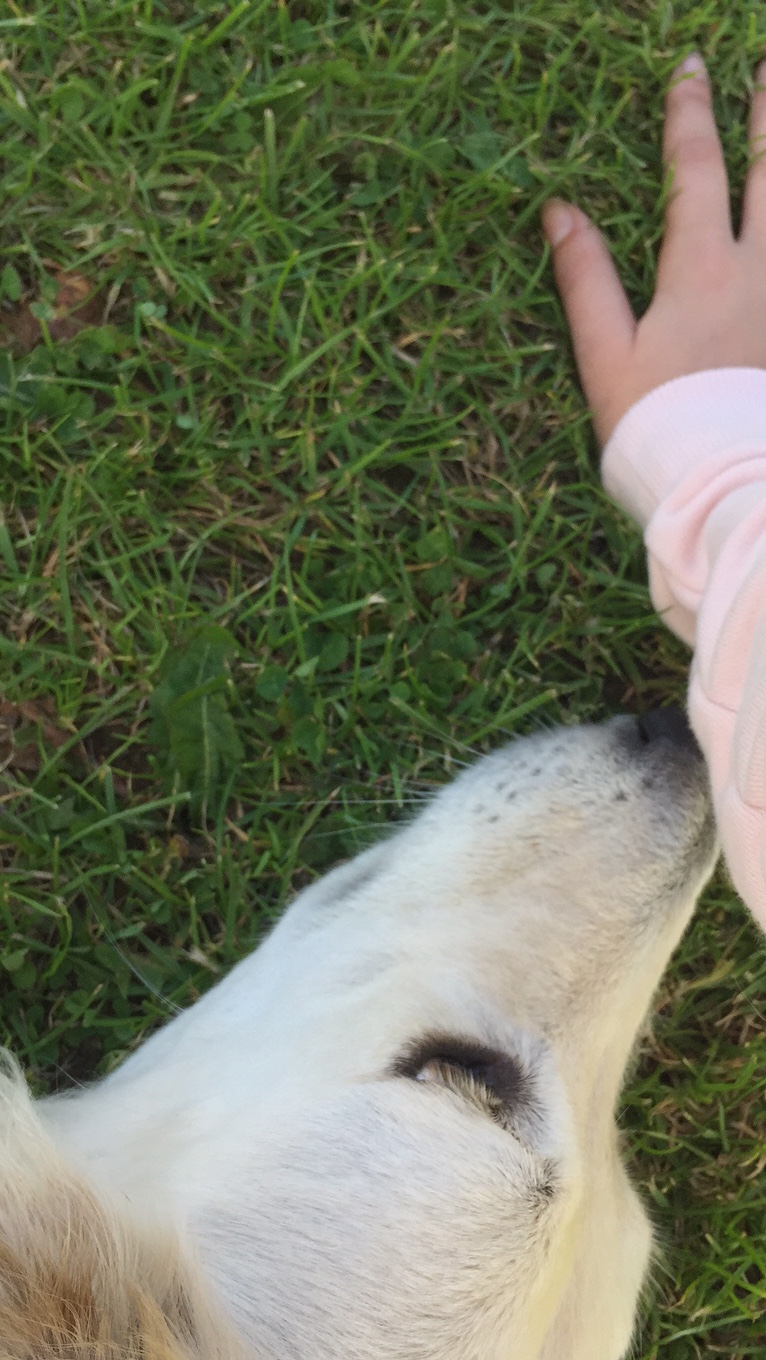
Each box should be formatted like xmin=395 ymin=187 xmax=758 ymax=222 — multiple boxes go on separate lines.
xmin=601 ymin=368 xmax=766 ymax=930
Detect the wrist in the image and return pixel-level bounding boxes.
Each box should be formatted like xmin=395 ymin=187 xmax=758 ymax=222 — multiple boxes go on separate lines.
xmin=601 ymin=368 xmax=766 ymax=526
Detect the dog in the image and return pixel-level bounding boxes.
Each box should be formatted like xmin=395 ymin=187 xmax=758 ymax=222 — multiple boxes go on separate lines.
xmin=0 ymin=709 xmax=716 ymax=1359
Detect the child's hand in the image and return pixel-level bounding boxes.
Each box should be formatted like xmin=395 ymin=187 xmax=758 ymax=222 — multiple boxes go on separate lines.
xmin=543 ymin=54 xmax=766 ymax=445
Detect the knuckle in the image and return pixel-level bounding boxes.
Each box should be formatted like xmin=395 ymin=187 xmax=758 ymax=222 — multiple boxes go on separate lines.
xmin=671 ymin=132 xmax=722 ymax=171
xmin=692 ymin=251 xmax=736 ymax=293
xmin=669 ymin=75 xmax=711 ymax=106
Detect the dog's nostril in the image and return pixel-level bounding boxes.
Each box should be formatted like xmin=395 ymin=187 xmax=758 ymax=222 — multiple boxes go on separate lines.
xmin=636 ymin=713 xmax=654 ymax=744
xmin=636 ymin=707 xmax=699 ymax=753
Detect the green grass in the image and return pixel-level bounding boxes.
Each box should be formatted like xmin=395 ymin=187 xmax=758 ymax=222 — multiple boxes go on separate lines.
xmin=1 ymin=1 xmax=765 ymax=1354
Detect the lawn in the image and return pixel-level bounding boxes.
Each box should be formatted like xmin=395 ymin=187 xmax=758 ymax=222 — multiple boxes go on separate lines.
xmin=1 ymin=1 xmax=765 ymax=1355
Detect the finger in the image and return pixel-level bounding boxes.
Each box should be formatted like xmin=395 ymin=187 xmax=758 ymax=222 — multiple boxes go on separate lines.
xmin=542 ymin=199 xmax=636 ymax=432
xmin=660 ymin=53 xmax=733 ymax=272
xmin=740 ymin=58 xmax=766 ymax=241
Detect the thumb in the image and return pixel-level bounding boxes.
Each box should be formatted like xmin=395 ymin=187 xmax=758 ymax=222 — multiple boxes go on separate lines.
xmin=542 ymin=200 xmax=637 ymax=441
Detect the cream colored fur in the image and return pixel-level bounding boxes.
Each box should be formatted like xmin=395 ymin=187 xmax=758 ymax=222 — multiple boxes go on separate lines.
xmin=3 ymin=716 xmax=716 ymax=1358
xmin=0 ymin=1056 xmax=247 ymax=1359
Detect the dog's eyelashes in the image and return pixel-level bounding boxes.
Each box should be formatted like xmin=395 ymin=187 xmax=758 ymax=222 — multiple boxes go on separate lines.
xmin=412 ymin=1058 xmax=513 ymax=1130
xmin=391 ymin=1033 xmax=529 ymax=1130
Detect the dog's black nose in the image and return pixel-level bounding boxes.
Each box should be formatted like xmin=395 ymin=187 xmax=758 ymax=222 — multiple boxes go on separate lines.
xmin=636 ymin=706 xmax=700 ymax=754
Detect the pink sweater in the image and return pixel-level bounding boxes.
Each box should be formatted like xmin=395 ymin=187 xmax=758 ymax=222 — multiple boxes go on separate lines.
xmin=602 ymin=368 xmax=766 ymax=929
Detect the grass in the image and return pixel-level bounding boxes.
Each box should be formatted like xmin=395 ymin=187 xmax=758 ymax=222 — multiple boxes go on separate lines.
xmin=1 ymin=0 xmax=765 ymax=1354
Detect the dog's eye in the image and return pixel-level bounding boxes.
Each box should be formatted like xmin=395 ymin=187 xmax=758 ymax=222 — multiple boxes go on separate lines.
xmin=392 ymin=1033 xmax=527 ymax=1131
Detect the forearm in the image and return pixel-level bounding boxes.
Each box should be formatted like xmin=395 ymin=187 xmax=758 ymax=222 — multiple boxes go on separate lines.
xmin=603 ymin=368 xmax=766 ymax=924
xmin=603 ymin=368 xmax=766 ymax=639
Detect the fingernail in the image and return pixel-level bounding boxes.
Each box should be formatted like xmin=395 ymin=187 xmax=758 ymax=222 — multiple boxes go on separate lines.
xmin=543 ymin=200 xmax=575 ymax=247
xmin=675 ymin=52 xmax=707 ymax=79
xmin=757 ymin=57 xmax=766 ymax=88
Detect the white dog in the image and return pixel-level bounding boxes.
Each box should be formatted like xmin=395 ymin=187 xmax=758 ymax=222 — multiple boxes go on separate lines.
xmin=0 ymin=710 xmax=716 ymax=1359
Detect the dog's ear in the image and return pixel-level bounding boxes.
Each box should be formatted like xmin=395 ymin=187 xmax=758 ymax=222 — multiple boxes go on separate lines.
xmin=0 ymin=1231 xmax=216 ymax=1360
xmin=0 ymin=1057 xmax=248 ymax=1360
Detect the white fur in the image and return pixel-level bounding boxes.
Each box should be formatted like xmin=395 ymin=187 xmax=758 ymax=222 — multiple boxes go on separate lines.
xmin=19 ymin=715 xmax=716 ymax=1358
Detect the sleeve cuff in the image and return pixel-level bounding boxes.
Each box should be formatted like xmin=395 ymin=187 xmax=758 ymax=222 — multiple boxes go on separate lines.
xmin=601 ymin=368 xmax=766 ymax=527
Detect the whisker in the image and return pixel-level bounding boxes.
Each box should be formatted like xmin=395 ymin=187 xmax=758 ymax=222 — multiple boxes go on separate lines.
xmin=303 ymin=826 xmax=390 ymax=843
xmin=46 ymin=1063 xmax=88 ymax=1094
xmin=393 ymin=716 xmax=482 ymax=759
xmin=99 ymin=927 xmax=182 ymax=1016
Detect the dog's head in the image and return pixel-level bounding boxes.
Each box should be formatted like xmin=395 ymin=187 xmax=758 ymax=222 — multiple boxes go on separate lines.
xmin=42 ymin=713 xmax=717 ymax=1360
xmin=194 ymin=712 xmax=716 ymax=1360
